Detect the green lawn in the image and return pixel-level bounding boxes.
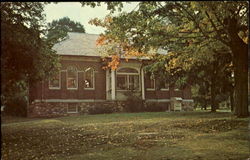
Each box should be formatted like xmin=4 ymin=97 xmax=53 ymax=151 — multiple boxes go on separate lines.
xmin=1 ymin=111 xmax=250 ymax=160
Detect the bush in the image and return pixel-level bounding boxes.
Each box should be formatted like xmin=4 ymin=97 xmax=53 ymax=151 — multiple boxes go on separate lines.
xmin=124 ymin=92 xmax=144 ymax=112
xmin=144 ymin=102 xmax=169 ymax=112
xmin=88 ymin=103 xmax=116 ymax=114
xmin=3 ymin=97 xmax=27 ymax=117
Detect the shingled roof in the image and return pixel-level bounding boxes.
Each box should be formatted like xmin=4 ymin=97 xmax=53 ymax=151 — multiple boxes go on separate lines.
xmin=53 ymin=32 xmax=101 ymax=56
xmin=53 ymin=32 xmax=168 ymax=57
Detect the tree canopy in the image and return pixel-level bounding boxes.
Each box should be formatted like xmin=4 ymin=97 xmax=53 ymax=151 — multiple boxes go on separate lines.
xmin=1 ymin=2 xmax=60 ymax=115
xmin=84 ymin=1 xmax=249 ymax=117
xmin=46 ymin=17 xmax=86 ymax=44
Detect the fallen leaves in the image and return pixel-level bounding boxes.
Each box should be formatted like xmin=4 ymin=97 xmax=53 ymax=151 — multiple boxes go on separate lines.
xmin=1 ymin=113 xmax=249 ymax=160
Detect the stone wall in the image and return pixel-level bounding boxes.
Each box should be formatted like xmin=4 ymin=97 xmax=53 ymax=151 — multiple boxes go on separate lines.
xmin=28 ymin=100 xmax=193 ymax=118
xmin=28 ymin=101 xmax=124 ymax=118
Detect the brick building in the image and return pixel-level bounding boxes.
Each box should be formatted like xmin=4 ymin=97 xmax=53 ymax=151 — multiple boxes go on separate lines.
xmin=28 ymin=32 xmax=194 ymax=117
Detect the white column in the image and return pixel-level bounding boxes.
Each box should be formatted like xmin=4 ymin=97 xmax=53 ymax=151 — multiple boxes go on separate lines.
xmin=111 ymin=69 xmax=116 ymax=100
xmin=141 ymin=68 xmax=145 ymax=100
xmin=106 ymin=69 xmax=110 ymax=100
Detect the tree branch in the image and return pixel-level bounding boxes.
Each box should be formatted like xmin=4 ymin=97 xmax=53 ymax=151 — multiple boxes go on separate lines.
xmin=175 ymin=3 xmax=210 ymax=39
xmin=204 ymin=11 xmax=230 ymax=46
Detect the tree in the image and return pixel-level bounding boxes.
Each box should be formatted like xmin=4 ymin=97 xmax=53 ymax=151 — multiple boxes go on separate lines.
xmin=83 ymin=1 xmax=248 ymax=117
xmin=143 ymin=45 xmax=233 ymax=113
xmin=46 ymin=17 xmax=85 ymax=44
xmin=1 ymin=2 xmax=60 ymax=115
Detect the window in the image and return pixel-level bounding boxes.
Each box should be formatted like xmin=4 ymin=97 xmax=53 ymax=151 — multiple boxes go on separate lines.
xmin=117 ymin=75 xmax=127 ymax=90
xmin=49 ymin=72 xmax=60 ymax=89
xmin=67 ymin=103 xmax=78 ymax=113
xmin=160 ymin=81 xmax=169 ymax=91
xmin=84 ymin=67 xmax=94 ymax=89
xmin=67 ymin=66 xmax=78 ymax=89
xmin=116 ymin=67 xmax=139 ymax=91
xmin=129 ymin=75 xmax=139 ymax=90
xmin=146 ymin=74 xmax=155 ymax=90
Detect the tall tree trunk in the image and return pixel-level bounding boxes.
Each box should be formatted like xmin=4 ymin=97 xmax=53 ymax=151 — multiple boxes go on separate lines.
xmin=232 ymin=43 xmax=248 ymax=117
xmin=227 ymin=17 xmax=249 ymax=118
xmin=204 ymin=100 xmax=207 ymax=110
xmin=211 ymin=75 xmax=217 ymax=112
xmin=230 ymin=89 xmax=234 ymax=112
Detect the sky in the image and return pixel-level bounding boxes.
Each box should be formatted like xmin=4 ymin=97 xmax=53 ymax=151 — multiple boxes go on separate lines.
xmin=43 ymin=2 xmax=139 ymax=34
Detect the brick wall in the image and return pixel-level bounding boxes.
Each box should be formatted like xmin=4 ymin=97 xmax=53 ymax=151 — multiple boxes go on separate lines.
xmin=29 ymin=56 xmax=106 ymax=101
xmin=28 ymin=55 xmax=194 ymax=117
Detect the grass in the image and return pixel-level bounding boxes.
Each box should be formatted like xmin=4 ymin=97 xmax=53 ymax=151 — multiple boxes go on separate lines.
xmin=1 ymin=111 xmax=250 ymax=160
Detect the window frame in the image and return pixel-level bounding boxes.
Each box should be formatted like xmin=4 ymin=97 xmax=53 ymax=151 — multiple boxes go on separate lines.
xmin=66 ymin=66 xmax=78 ymax=90
xmin=146 ymin=74 xmax=155 ymax=91
xmin=116 ymin=67 xmax=140 ymax=91
xmin=160 ymin=81 xmax=169 ymax=91
xmin=49 ymin=71 xmax=61 ymax=90
xmin=84 ymin=67 xmax=95 ymax=90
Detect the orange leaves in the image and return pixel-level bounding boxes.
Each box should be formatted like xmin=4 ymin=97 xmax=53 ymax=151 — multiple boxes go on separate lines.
xmin=96 ymin=35 xmax=108 ymax=46
xmin=125 ymin=50 xmax=145 ymax=57
xmin=102 ymin=55 xmax=120 ymax=70
xmin=109 ymin=55 xmax=120 ymax=70
xmin=123 ymin=46 xmax=146 ymax=58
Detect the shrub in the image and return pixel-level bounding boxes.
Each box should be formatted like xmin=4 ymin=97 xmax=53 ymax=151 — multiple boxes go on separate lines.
xmin=124 ymin=92 xmax=144 ymax=112
xmin=3 ymin=96 xmax=27 ymax=117
xmin=144 ymin=102 xmax=169 ymax=112
xmin=88 ymin=103 xmax=117 ymax=114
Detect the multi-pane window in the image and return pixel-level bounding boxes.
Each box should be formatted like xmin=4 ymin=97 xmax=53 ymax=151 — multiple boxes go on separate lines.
xmin=67 ymin=66 xmax=77 ymax=89
xmin=49 ymin=72 xmax=60 ymax=89
xmin=146 ymin=74 xmax=155 ymax=90
xmin=116 ymin=68 xmax=139 ymax=91
xmin=128 ymin=75 xmax=139 ymax=90
xmin=84 ymin=67 xmax=94 ymax=89
xmin=117 ymin=75 xmax=127 ymax=90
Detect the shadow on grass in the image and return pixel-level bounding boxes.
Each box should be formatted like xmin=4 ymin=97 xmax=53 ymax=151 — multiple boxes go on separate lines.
xmin=2 ymin=111 xmax=236 ymax=125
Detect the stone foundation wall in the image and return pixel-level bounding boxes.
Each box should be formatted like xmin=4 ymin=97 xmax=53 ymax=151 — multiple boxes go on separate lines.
xmin=28 ymin=101 xmax=124 ymax=118
xmin=28 ymin=100 xmax=193 ymax=118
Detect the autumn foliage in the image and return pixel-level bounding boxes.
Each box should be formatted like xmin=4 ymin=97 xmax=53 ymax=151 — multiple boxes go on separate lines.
xmin=102 ymin=55 xmax=120 ymax=70
xmin=97 ymin=34 xmax=147 ymax=70
xmin=96 ymin=35 xmax=108 ymax=46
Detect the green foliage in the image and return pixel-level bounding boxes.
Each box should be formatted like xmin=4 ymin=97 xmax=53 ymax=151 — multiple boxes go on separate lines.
xmin=84 ymin=1 xmax=249 ymax=116
xmin=87 ymin=104 xmax=119 ymax=114
xmin=1 ymin=2 xmax=60 ymax=113
xmin=46 ymin=17 xmax=86 ymax=44
xmin=144 ymin=102 xmax=169 ymax=112
xmin=3 ymin=96 xmax=27 ymax=117
xmin=81 ymin=2 xmax=124 ymax=13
